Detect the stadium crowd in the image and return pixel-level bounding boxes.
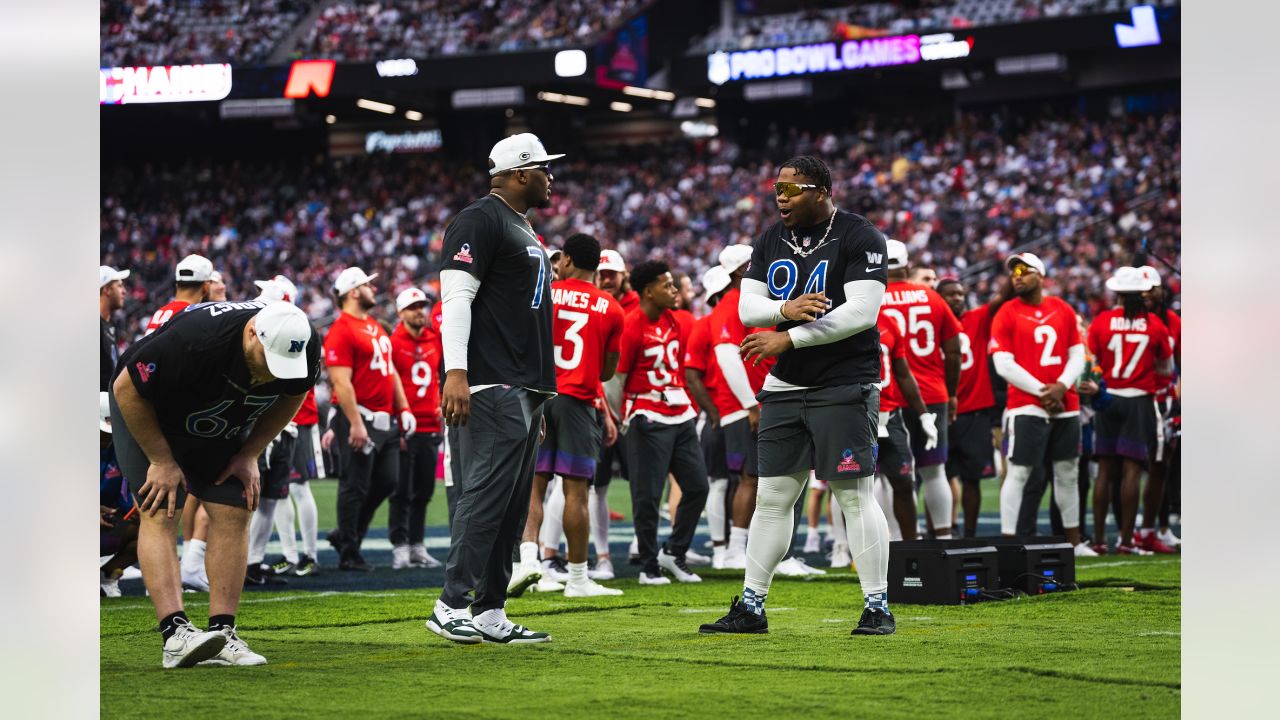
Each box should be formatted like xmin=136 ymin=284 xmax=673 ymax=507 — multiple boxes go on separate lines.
xmin=100 ymin=0 xmax=315 ymax=67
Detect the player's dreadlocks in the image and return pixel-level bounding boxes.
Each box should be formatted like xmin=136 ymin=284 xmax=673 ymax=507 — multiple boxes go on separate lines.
xmin=779 ymin=155 xmax=832 ymax=193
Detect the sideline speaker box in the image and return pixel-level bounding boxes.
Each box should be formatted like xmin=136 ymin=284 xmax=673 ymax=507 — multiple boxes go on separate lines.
xmin=957 ymin=536 xmax=1076 ymax=594
xmin=887 ymin=541 xmax=999 ymax=605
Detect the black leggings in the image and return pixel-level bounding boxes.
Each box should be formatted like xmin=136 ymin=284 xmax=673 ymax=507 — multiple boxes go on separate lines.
xmin=390 ymin=432 xmax=440 ymax=546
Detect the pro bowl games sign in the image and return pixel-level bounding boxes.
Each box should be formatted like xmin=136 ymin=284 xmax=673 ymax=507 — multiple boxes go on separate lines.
xmin=707 ymin=33 xmax=971 ymax=85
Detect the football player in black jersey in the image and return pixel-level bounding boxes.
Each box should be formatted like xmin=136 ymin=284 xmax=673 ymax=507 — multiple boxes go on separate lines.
xmin=699 ymin=156 xmax=896 ymax=637
xmin=110 ymin=301 xmax=320 ymax=667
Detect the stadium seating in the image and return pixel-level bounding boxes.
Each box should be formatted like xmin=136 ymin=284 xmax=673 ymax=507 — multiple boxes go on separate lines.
xmin=100 ymin=0 xmax=316 ymax=66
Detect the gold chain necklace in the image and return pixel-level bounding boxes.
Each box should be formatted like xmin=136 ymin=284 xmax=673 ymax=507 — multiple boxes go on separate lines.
xmin=489 ymin=191 xmax=535 ymax=233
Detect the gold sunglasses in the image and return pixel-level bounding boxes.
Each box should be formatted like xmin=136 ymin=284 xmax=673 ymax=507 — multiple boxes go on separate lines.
xmin=774 ymin=181 xmax=818 ymax=198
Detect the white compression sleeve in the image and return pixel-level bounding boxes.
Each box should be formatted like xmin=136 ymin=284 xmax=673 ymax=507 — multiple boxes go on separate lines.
xmin=590 ymin=485 xmax=611 ymax=559
xmin=273 ymin=495 xmax=299 ymax=563
xmin=290 ymin=482 xmax=319 ymax=557
xmin=739 ymin=278 xmax=786 ymax=327
xmin=787 ymin=279 xmax=885 ymax=349
xmin=873 ymin=475 xmax=902 ymax=541
xmin=248 ymin=499 xmax=277 ymax=565
xmin=707 ymin=478 xmax=730 ymax=542
xmin=993 ymin=352 xmax=1048 ymax=395
xmin=440 ymin=269 xmax=481 ymax=372
xmin=827 ymin=491 xmax=848 ymax=547
xmin=1056 ymin=344 xmax=1085 ymax=388
xmin=1001 ymin=463 xmax=1032 ymax=535
xmin=829 ymin=476 xmax=890 ymax=596
xmin=714 ymin=344 xmax=758 ymax=409
xmin=539 ymin=476 xmax=565 ymax=552
xmin=744 ymin=471 xmax=809 ymax=594
xmin=1052 ymin=458 xmax=1080 ymax=530
xmin=918 ymin=464 xmax=953 ymax=537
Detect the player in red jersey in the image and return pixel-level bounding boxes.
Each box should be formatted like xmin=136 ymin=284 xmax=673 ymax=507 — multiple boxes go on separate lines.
xmin=592 ymin=248 xmax=638 ymax=540
xmin=516 ymin=234 xmax=625 ymax=597
xmin=872 ymin=313 xmax=934 ymax=541
xmin=1138 ymin=264 xmax=1182 ymax=550
xmin=939 ymin=277 xmax=1011 ymax=537
xmin=598 ymin=249 xmax=639 ymax=314
xmin=145 ymin=254 xmax=214 ymax=335
xmin=684 ymin=266 xmax=735 ymax=568
xmin=880 ymin=240 xmax=960 ymax=539
xmin=1087 ymin=267 xmax=1174 ymax=555
xmin=989 ymin=253 xmax=1094 ymax=555
xmin=389 ymin=287 xmax=445 ymax=570
xmin=615 ymin=261 xmax=709 ymax=585
xmin=322 ymin=267 xmax=416 ymax=571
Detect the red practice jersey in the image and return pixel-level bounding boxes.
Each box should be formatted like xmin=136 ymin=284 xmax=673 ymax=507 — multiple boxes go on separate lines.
xmin=881 ymin=281 xmax=961 ymax=405
xmin=877 ymin=315 xmax=909 ymax=413
xmin=957 ymin=304 xmax=997 ymax=414
xmin=708 ymin=289 xmax=773 ymax=420
xmin=323 ymin=312 xmax=397 ymax=414
xmin=671 ymin=308 xmax=700 ymax=413
xmin=293 ymin=388 xmax=318 ymax=426
xmin=989 ymin=296 xmax=1082 ymax=414
xmin=685 ymin=314 xmax=733 ymax=419
xmin=617 ymin=290 xmax=639 ymax=315
xmin=390 ymin=322 xmax=443 ymax=433
xmin=1086 ymin=310 xmax=1171 ymax=395
xmin=618 ymin=308 xmax=695 ymax=423
xmin=144 ymin=299 xmax=192 ymax=336
xmin=550 ymin=278 xmax=625 ymax=402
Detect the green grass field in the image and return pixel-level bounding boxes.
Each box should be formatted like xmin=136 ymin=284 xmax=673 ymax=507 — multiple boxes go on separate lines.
xmin=101 ymin=478 xmax=1180 ymax=719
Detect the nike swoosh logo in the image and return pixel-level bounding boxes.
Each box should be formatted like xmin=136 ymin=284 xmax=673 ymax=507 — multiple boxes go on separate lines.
xmin=866 ymin=266 xmax=882 ymax=272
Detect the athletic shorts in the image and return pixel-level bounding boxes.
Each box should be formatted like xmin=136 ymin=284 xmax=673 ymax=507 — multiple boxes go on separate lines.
xmin=109 ymin=393 xmax=247 ymax=510
xmin=903 ymin=403 xmax=949 ymax=468
xmin=946 ymin=408 xmax=997 ymax=482
xmin=1005 ymin=413 xmax=1081 ymax=467
xmin=877 ymin=410 xmax=914 ymax=479
xmin=756 ymin=383 xmax=879 ymax=480
xmin=258 ymin=432 xmax=295 ymax=501
xmin=723 ymin=416 xmax=759 ymax=478
xmin=1093 ymin=395 xmax=1158 ymax=463
xmin=291 ymin=423 xmax=324 ymax=481
xmin=701 ymin=419 xmax=730 ymax=480
xmin=535 ymin=394 xmax=602 ymax=479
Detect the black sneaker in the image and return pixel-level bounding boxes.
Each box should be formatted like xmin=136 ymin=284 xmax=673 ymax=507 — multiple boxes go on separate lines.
xmin=269 ymin=556 xmax=296 ymax=576
xmin=295 ymin=554 xmax=318 ymax=576
xmin=546 ymin=555 xmax=569 ymax=575
xmin=339 ymin=554 xmax=373 ymax=572
xmin=245 ymin=563 xmax=287 ymax=587
xmin=852 ymin=608 xmax=896 ymax=636
xmin=698 ymin=597 xmax=768 ymax=634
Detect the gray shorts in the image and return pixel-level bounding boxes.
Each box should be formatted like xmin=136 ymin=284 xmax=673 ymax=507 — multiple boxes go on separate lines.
xmin=756 ymin=383 xmax=880 ymax=480
xmin=535 ymin=394 xmax=602 ymax=479
xmin=878 ymin=410 xmax=914 ymax=480
xmin=723 ymin=416 xmax=759 ymax=477
xmin=701 ymin=420 xmax=730 ymax=480
xmin=291 ymin=423 xmax=325 ymax=481
xmin=1005 ymin=413 xmax=1081 ymax=466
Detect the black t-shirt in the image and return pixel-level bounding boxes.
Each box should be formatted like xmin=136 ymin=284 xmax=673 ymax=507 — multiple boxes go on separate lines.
xmin=114 ymin=301 xmax=322 ymax=451
xmin=440 ymin=194 xmax=555 ymax=392
xmin=746 ymin=209 xmax=887 ymax=387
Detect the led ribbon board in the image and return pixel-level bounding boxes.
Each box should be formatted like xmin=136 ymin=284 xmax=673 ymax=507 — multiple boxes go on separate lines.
xmin=707 ymin=33 xmax=971 ymax=85
xmin=100 ymin=64 xmax=233 ymax=105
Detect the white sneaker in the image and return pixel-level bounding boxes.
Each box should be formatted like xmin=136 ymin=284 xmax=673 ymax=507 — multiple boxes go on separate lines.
xmin=638 ymin=571 xmax=671 ymax=586
xmin=506 ymin=562 xmax=541 ymax=598
xmin=391 ymin=544 xmax=412 ymax=570
xmin=627 ymin=537 xmax=640 ymax=563
xmin=1073 ymin=543 xmax=1100 ymax=558
xmin=199 ymin=626 xmax=267 ymax=666
xmin=472 ymin=610 xmax=552 ymax=644
xmin=712 ymin=546 xmax=727 ymax=570
xmin=588 ymin=558 xmax=615 ymax=581
xmin=684 ymin=549 xmax=711 ymax=566
xmin=541 ymin=557 xmax=571 ymax=583
xmin=803 ymin=533 xmax=822 ymax=553
xmin=793 ymin=557 xmax=826 ymax=575
xmin=100 ymin=571 xmax=121 ymax=598
xmin=1157 ymin=529 xmax=1181 ymax=548
xmin=657 ymin=549 xmax=702 ymax=583
xmin=410 ymin=544 xmax=442 ymax=568
xmin=161 ymin=618 xmax=228 ymax=669
xmin=533 ymin=577 xmax=565 ymax=593
xmin=776 ymin=557 xmax=813 ymax=577
xmin=426 ymin=600 xmax=484 ymax=644
xmin=828 ymin=543 xmax=852 ymax=569
xmin=564 ymin=578 xmax=624 ymax=597
xmin=120 ymin=565 xmax=142 ymax=581
xmin=721 ymin=547 xmax=747 ymax=570
xmin=180 ymin=566 xmax=209 ymax=592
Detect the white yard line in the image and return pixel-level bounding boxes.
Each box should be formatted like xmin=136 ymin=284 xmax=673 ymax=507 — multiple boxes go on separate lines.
xmin=103 ymin=590 xmax=404 ymax=612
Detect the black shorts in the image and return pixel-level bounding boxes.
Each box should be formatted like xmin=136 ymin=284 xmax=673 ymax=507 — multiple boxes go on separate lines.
xmin=535 ymin=394 xmax=602 ymax=479
xmin=109 ymin=394 xmax=247 ymax=510
xmin=291 ymin=423 xmax=324 ymax=481
xmin=877 ymin=410 xmax=914 ymax=480
xmin=258 ymin=432 xmax=296 ymax=501
xmin=903 ymin=402 xmax=949 ymax=467
xmin=757 ymin=383 xmax=879 ymax=481
xmin=1093 ymin=395 xmax=1158 ymax=463
xmin=723 ymin=416 xmax=759 ymax=478
xmin=701 ymin=418 xmax=730 ymax=480
xmin=1005 ymin=413 xmax=1081 ymax=467
xmin=946 ymin=408 xmax=997 ymax=482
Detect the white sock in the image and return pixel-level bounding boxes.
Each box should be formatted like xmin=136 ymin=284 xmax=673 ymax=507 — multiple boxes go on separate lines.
xmin=540 ymin=476 xmax=565 ymax=554
xmin=519 ymin=541 xmax=539 ymax=568
xmin=919 ymin=464 xmax=952 ymax=538
xmin=830 ymin=476 xmax=890 ymax=596
xmin=180 ymin=539 xmax=206 ymax=574
xmin=729 ymin=526 xmax=748 ymax=553
xmin=1052 ymin=458 xmax=1080 ymax=531
xmin=828 ymin=492 xmax=848 ymax=547
xmin=707 ymin=478 xmax=729 ymax=542
xmin=568 ymin=561 xmax=588 ymax=584
xmin=873 ymin=474 xmax=901 ymax=540
xmin=806 ymin=524 xmax=819 ymax=540
xmin=589 ymin=485 xmax=611 ymax=560
xmin=290 ymin=482 xmax=319 ymax=557
xmin=1001 ymin=463 xmax=1032 ymax=535
xmin=744 ymin=472 xmax=808 ymax=594
xmin=472 ymin=607 xmax=507 ymax=630
xmin=272 ymin=495 xmax=299 ymax=564
xmin=248 ymin=498 xmax=277 ymax=565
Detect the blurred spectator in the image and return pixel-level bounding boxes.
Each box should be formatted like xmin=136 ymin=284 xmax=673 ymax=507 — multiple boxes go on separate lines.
xmin=101 ymin=0 xmax=315 ymax=66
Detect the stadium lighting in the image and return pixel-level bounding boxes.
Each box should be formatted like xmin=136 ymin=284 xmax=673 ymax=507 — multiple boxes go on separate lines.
xmin=622 ymin=86 xmax=676 ymax=101
xmin=536 ymin=91 xmax=590 ymax=107
xmin=405 ymin=110 xmax=424 ymax=121
xmin=609 ymin=101 xmax=633 ymax=112
xmin=694 ymin=97 xmax=716 ymax=108
xmin=356 ymin=98 xmax=396 ymax=115
xmin=325 ymin=115 xmax=337 ymax=124
xmin=554 ymin=49 xmax=588 ymax=77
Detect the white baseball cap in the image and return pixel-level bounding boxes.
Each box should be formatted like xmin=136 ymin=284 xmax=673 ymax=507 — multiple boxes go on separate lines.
xmin=175 ymin=254 xmax=214 ymax=282
xmin=396 ymin=287 xmax=429 ymax=312
xmin=701 ymin=265 xmax=732 ymax=303
xmin=488 ymin=132 xmax=565 ymax=176
xmin=100 ymin=265 xmax=130 ymax=288
xmin=334 ymin=267 xmax=378 ymax=296
xmin=99 ymin=391 xmax=112 ymax=434
xmin=599 ymin=249 xmax=627 ymax=273
xmin=1105 ymin=266 xmax=1154 ymax=294
xmin=1006 ymin=252 xmax=1046 ymax=276
xmin=255 ymin=275 xmax=299 ymax=304
xmin=719 ymin=244 xmax=754 ymax=273
xmin=1138 ymin=265 xmax=1161 ymax=287
xmin=886 ymin=239 xmax=909 ymax=269
xmin=254 ymin=303 xmax=314 ymax=380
